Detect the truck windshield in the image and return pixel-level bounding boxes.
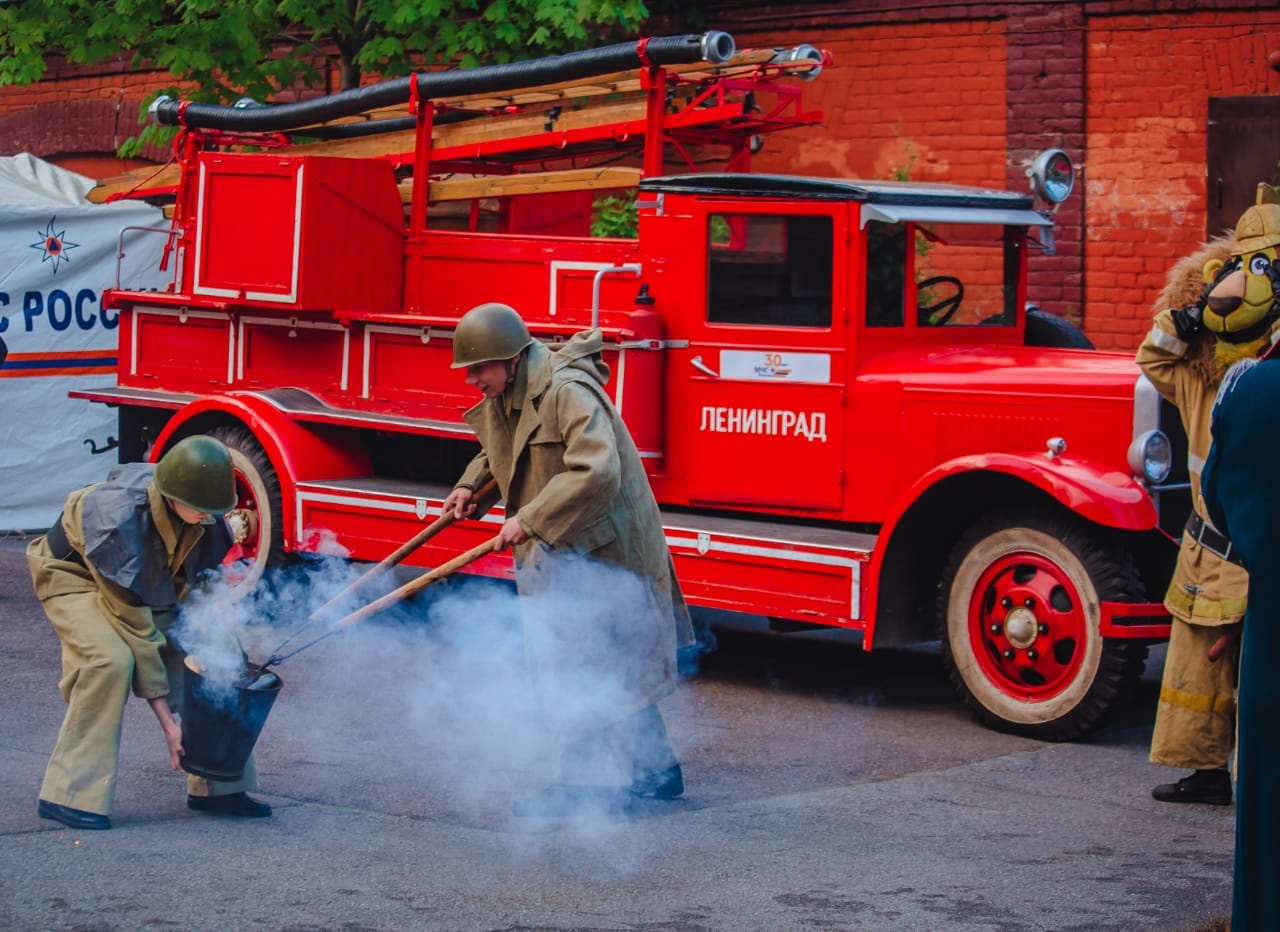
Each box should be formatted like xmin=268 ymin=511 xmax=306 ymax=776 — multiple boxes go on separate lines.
xmin=707 ymin=213 xmax=833 ymax=328
xmin=865 ymin=220 xmax=1020 ymax=329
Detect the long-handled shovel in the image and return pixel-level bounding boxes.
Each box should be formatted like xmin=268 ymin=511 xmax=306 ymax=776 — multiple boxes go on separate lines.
xmin=258 ymin=535 xmax=502 ymax=671
xmin=263 ymin=479 xmax=498 ymax=662
xmin=308 ymin=477 xmax=498 ymax=621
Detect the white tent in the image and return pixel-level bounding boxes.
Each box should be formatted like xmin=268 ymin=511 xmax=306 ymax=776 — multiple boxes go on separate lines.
xmin=0 ymin=154 xmax=169 ymax=532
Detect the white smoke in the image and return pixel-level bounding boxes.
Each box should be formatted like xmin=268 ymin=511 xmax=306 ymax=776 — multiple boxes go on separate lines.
xmin=171 ymin=541 xmax=688 ymax=845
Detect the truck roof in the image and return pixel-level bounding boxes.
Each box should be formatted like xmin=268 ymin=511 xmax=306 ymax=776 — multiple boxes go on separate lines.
xmin=641 ymin=173 xmax=1036 ymax=208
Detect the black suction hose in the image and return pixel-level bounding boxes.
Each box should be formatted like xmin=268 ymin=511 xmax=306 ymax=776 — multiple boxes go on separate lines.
xmin=151 ymin=32 xmax=735 ymax=133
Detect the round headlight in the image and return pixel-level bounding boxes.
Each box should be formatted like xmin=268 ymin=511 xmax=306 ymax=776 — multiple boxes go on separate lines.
xmin=1028 ymin=148 xmax=1075 ymax=205
xmin=1127 ymin=429 xmax=1172 ymax=485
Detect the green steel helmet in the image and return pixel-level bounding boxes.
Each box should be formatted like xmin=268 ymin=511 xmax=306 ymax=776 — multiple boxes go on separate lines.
xmin=154 ymin=435 xmax=237 ymax=515
xmin=451 ymin=302 xmax=533 ymax=368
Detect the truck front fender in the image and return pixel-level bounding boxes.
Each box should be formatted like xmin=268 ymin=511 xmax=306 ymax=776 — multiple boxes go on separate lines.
xmin=861 ymin=452 xmax=1159 ymax=650
xmin=888 ymin=452 xmax=1157 ymax=534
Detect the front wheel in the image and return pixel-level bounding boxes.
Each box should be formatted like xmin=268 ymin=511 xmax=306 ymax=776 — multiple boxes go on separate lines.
xmin=206 ymin=425 xmax=285 ymax=595
xmin=938 ymin=513 xmax=1147 ymax=741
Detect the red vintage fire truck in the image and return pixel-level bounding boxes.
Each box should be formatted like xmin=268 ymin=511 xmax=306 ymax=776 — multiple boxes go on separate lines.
xmin=82 ymin=31 xmax=1184 ymax=740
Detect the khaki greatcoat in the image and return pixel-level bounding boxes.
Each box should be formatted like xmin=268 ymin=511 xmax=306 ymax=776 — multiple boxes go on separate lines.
xmin=456 ymin=330 xmax=693 ymax=754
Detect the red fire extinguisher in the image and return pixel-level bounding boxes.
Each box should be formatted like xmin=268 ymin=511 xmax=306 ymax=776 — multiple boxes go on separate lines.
xmin=619 ymin=283 xmax=665 ymax=461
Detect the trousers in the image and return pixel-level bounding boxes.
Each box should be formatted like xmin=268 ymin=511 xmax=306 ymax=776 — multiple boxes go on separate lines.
xmin=38 ymin=586 xmax=256 ymax=815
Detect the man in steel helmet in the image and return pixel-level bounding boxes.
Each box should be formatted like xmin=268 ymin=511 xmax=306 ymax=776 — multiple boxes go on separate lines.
xmin=30 ymin=434 xmax=271 ymax=830
xmin=444 ymin=302 xmax=694 ymax=818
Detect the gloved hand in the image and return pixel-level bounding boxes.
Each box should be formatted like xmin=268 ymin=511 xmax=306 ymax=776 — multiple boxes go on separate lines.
xmin=1170 ymin=303 xmax=1204 ymax=342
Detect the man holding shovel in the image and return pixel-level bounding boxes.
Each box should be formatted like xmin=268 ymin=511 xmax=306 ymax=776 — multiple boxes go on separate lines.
xmin=30 ymin=434 xmax=271 ymax=830
xmin=443 ymin=302 xmax=694 ymax=818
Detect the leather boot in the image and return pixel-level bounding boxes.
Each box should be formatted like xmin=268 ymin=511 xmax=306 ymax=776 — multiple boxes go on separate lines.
xmin=1151 ymin=769 xmax=1232 ymax=805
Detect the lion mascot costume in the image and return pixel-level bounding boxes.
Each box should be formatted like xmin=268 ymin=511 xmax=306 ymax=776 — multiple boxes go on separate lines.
xmin=1136 ymin=183 xmax=1280 ymax=806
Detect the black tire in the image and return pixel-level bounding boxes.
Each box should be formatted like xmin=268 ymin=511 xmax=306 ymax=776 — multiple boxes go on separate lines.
xmin=1025 ymin=307 xmax=1094 ymax=349
xmin=937 ymin=513 xmax=1148 ymax=741
xmin=206 ymin=425 xmax=285 ymax=593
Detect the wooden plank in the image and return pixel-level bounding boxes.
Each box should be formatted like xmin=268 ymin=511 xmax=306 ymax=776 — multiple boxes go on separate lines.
xmin=87 ymin=163 xmax=182 ymax=203
xmin=409 ymin=166 xmax=642 ymax=203
xmin=431 ymin=98 xmax=649 ymax=152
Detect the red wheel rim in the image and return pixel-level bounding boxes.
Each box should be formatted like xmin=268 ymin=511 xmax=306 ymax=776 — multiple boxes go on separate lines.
xmin=966 ymin=550 xmax=1087 ymax=702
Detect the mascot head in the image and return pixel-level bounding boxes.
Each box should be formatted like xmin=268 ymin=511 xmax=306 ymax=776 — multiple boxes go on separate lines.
xmin=1200 ymin=183 xmax=1280 ymax=369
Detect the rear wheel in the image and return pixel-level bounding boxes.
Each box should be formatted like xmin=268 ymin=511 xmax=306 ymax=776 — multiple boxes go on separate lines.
xmin=938 ymin=513 xmax=1147 ymax=741
xmin=206 ymin=425 xmax=284 ymax=594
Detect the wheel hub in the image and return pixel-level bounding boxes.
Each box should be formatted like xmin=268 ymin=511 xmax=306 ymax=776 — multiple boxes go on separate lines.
xmin=1003 ymin=607 xmax=1039 ymax=649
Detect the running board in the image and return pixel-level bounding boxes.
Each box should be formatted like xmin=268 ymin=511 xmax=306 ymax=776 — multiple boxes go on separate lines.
xmin=294 ymin=476 xmax=873 ymax=627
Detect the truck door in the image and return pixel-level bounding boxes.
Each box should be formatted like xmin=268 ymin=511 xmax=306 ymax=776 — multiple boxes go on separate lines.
xmin=682 ymin=206 xmax=847 ymax=512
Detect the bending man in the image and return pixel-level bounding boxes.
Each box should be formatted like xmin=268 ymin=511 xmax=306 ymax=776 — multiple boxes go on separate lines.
xmin=32 ymin=434 xmax=271 ymax=830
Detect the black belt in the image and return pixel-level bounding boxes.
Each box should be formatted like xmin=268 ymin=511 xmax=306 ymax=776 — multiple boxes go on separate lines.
xmin=1185 ymin=512 xmax=1246 ymax=568
xmin=44 ymin=513 xmax=87 ymax=568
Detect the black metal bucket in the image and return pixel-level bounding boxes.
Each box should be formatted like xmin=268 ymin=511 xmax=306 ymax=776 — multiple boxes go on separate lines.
xmin=180 ymin=656 xmax=281 ymax=781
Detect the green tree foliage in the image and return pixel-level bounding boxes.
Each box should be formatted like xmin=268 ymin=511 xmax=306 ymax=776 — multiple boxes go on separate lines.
xmin=0 ymin=0 xmax=650 ymax=148
xmin=590 ymin=192 xmax=638 ymax=238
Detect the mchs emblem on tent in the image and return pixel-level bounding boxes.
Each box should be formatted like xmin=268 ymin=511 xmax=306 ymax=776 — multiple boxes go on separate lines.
xmin=30 ymin=217 xmax=79 ymax=273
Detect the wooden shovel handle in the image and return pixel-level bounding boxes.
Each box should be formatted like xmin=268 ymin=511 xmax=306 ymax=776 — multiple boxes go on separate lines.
xmin=308 ymin=477 xmax=498 ymax=621
xmin=331 ymin=536 xmax=501 ymax=632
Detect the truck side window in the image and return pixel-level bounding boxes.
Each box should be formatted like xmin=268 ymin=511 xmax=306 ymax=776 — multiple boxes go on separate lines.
xmin=707 ymin=214 xmax=833 ymax=327
xmin=866 ymin=222 xmax=907 ymax=327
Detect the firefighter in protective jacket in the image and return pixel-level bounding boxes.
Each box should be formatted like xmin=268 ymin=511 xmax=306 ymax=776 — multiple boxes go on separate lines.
xmin=30 ymin=434 xmax=270 ymax=830
xmin=1136 ymin=183 xmax=1280 ymax=805
xmin=443 ymin=302 xmax=694 ymax=818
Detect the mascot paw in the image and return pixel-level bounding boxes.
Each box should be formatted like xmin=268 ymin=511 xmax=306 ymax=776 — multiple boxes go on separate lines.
xmin=1171 ymin=303 xmax=1204 ymax=342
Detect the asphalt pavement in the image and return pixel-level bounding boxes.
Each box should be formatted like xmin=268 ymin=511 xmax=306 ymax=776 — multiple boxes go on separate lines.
xmin=0 ymin=536 xmax=1233 ymax=931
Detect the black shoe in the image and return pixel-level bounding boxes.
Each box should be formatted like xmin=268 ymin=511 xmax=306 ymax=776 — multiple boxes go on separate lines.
xmin=512 ymin=784 xmax=631 ymax=818
xmin=38 ymin=799 xmax=112 ymax=830
xmin=188 ymin=792 xmax=272 ymax=818
xmin=1151 ymin=769 xmax=1233 ymax=806
xmin=631 ymin=764 xmax=684 ymax=800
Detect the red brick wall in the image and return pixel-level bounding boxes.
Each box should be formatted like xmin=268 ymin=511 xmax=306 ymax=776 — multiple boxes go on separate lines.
xmin=0 ymin=59 xmax=177 ymax=168
xmin=722 ymin=17 xmax=1092 ymax=325
xmin=1085 ymin=10 xmax=1280 ymax=349
xmin=732 ymin=21 xmax=1008 ymax=189
xmin=1005 ymin=4 xmax=1086 ymax=336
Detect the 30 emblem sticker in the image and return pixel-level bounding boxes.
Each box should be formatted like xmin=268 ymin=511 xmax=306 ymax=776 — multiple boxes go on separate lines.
xmin=720 ymin=349 xmax=830 ymax=383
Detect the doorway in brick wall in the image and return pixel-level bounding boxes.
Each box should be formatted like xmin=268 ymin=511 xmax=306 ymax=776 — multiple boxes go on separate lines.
xmin=1207 ymin=96 xmax=1280 ymax=238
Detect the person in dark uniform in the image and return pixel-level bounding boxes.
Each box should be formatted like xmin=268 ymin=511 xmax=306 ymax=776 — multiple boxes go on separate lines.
xmin=1202 ymin=349 xmax=1280 ymax=932
xmin=443 ymin=303 xmax=693 ymax=817
xmin=30 ymin=434 xmax=271 ymax=830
